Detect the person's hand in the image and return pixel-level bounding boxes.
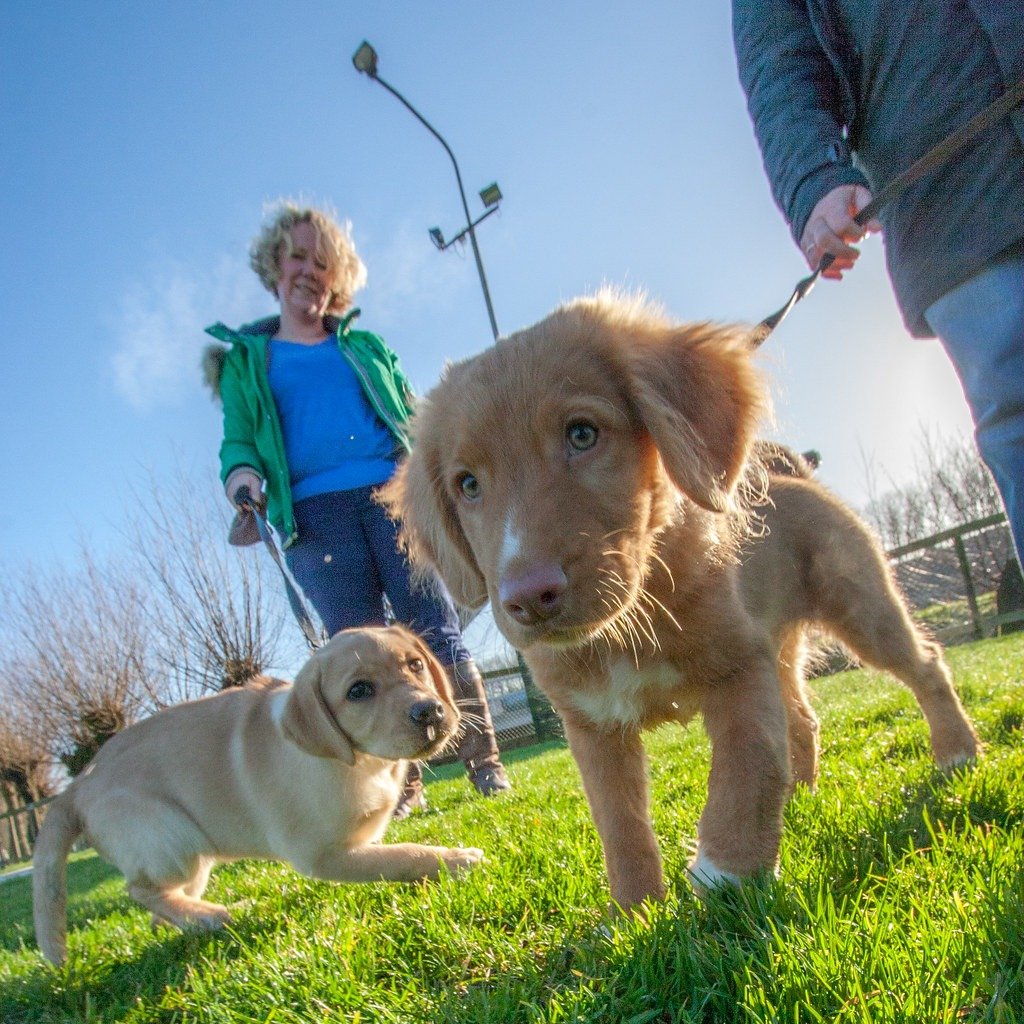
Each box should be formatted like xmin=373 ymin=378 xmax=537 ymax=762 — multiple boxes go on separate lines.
xmin=225 ymin=468 xmax=264 ymax=511
xmin=800 ymin=184 xmax=881 ymax=279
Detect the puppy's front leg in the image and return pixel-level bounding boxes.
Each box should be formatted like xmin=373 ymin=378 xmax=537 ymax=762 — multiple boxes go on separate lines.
xmin=307 ymin=843 xmax=484 ymax=884
xmin=693 ymin=664 xmax=790 ymax=887
xmin=562 ymin=714 xmax=665 ymax=909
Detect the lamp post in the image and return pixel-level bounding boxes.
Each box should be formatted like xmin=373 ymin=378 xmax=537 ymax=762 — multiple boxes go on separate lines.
xmin=352 ymin=42 xmax=560 ymax=741
xmin=352 ymin=40 xmax=502 ymax=341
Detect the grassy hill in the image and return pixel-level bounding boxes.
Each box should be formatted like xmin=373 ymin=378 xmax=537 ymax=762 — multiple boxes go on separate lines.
xmin=2 ymin=634 xmax=1023 ymax=1023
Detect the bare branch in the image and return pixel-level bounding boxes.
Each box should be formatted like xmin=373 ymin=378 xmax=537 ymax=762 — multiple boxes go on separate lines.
xmin=124 ymin=465 xmax=303 ymax=703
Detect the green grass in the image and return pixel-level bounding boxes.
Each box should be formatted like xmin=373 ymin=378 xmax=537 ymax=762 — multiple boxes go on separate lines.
xmin=3 ymin=634 xmax=1024 ymax=1023
xmin=915 ymin=590 xmax=999 ymax=641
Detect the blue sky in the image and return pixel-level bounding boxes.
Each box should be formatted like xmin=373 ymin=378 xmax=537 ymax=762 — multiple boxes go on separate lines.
xmin=2 ymin=2 xmax=973 ymax=660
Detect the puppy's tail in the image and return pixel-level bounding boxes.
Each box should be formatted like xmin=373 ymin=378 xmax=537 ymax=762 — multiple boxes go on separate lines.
xmin=32 ymin=792 xmax=83 ymax=967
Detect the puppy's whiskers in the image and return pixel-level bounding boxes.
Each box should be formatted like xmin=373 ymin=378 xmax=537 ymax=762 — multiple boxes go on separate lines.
xmin=600 ymin=553 xmax=680 ymax=641
xmin=453 ymin=700 xmax=489 ymax=731
xmin=648 ymin=551 xmax=676 ymax=592
xmin=456 ymin=711 xmax=488 ymax=732
xmin=637 ymin=587 xmax=682 ymax=634
xmin=593 ymin=571 xmax=659 ymax=667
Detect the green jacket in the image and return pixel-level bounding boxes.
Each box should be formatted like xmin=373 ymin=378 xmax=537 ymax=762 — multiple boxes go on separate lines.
xmin=203 ymin=310 xmax=415 ymax=545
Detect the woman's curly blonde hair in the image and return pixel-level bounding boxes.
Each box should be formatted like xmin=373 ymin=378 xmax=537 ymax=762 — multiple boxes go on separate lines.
xmin=249 ymin=202 xmax=367 ymax=314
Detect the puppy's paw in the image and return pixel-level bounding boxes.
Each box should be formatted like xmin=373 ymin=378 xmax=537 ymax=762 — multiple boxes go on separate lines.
xmin=440 ymin=846 xmax=485 ymax=876
xmin=185 ymin=903 xmax=234 ymax=932
xmin=686 ymin=851 xmax=743 ymax=896
xmin=934 ymin=732 xmax=981 ymax=771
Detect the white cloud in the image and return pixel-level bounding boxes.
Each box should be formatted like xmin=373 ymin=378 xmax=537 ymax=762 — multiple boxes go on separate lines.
xmin=111 ymin=254 xmax=267 ymax=412
xmin=359 ymin=220 xmax=466 ymax=328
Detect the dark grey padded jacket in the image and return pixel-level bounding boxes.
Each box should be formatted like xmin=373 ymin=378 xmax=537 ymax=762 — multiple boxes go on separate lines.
xmin=733 ymin=0 xmax=1024 ymax=335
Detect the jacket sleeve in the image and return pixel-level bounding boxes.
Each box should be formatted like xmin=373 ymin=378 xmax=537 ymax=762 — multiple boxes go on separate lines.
xmin=217 ymin=348 xmax=264 ymax=485
xmin=386 ymin=347 xmax=416 ymax=414
xmin=370 ymin=332 xmax=417 ymax=417
xmin=732 ymin=0 xmax=868 ymax=244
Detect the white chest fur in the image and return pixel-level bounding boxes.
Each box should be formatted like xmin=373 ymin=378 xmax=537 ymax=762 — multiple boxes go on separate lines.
xmin=568 ymin=658 xmax=700 ymax=729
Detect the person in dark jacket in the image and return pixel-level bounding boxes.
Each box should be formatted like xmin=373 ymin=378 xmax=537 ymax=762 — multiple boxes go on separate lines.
xmin=733 ymin=1 xmax=1024 ymax=562
xmin=204 ymin=202 xmax=511 ymax=813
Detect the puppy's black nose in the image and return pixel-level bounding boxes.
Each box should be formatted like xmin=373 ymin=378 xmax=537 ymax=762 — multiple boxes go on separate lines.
xmin=409 ymin=699 xmax=445 ymax=727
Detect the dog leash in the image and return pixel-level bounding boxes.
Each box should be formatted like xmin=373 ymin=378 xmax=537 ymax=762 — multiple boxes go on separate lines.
xmin=234 ymin=486 xmax=328 ymax=651
xmin=750 ymin=76 xmax=1024 ymax=347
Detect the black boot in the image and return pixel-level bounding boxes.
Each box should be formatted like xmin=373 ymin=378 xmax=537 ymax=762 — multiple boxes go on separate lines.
xmin=447 ymin=659 xmax=512 ymax=796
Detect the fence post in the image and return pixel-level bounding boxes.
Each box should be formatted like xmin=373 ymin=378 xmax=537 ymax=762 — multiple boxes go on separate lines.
xmin=516 ymin=652 xmax=564 ymax=741
xmin=953 ymin=534 xmax=985 ymax=640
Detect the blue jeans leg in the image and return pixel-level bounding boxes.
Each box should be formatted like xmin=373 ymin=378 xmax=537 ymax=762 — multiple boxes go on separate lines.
xmin=925 ymin=257 xmax=1024 ymax=564
xmin=285 ymin=486 xmax=470 ymax=665
xmin=285 ymin=489 xmax=387 ymax=635
xmin=358 ymin=492 xmax=471 ymax=666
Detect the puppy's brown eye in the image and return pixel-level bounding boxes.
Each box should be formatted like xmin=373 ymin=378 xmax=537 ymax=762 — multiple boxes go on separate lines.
xmin=346 ymin=680 xmax=375 ymax=701
xmin=408 ymin=658 xmax=425 ymax=674
xmin=458 ymin=473 xmax=481 ymax=500
xmin=567 ymin=420 xmax=598 ymax=452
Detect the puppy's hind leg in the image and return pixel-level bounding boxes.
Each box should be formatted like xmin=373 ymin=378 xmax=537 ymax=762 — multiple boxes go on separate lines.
xmin=812 ymin=516 xmax=979 ymax=769
xmin=129 ymin=877 xmax=233 ymax=933
xmin=844 ymin=621 xmax=978 ymax=769
xmin=778 ymin=629 xmax=820 ymax=790
xmin=182 ymin=856 xmax=216 ymax=900
xmin=147 ymin=857 xmax=220 ymax=931
xmin=105 ymin=798 xmax=233 ymax=933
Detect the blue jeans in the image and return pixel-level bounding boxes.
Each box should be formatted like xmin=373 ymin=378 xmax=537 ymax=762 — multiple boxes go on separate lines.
xmin=925 ymin=256 xmax=1024 ymax=563
xmin=285 ymin=485 xmax=470 ymax=666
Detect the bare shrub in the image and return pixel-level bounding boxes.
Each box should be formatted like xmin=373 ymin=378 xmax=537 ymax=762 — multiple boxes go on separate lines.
xmin=863 ymin=429 xmax=1012 ymax=606
xmin=864 ymin=429 xmax=1003 ymax=549
xmin=125 ymin=466 xmax=303 ymax=704
xmin=0 ymin=553 xmax=150 ymax=777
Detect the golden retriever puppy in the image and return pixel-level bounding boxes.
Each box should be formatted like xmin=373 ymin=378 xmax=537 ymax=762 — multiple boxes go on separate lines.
xmin=381 ymin=291 xmax=978 ymax=910
xmin=33 ymin=626 xmax=483 ymax=966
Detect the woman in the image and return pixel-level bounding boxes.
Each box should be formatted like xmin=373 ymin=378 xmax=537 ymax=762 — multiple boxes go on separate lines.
xmin=203 ymin=202 xmax=510 ymax=813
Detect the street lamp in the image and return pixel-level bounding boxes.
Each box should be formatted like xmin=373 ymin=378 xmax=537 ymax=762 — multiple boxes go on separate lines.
xmin=351 ymin=40 xmax=502 ymax=340
xmin=352 ymin=43 xmax=559 ymax=736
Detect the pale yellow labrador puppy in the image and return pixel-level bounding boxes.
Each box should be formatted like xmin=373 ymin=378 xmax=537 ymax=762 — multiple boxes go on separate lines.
xmin=33 ymin=626 xmax=483 ymax=966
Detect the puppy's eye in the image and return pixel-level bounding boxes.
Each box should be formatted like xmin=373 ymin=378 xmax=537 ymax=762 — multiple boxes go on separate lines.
xmin=346 ymin=680 xmax=375 ymax=701
xmin=567 ymin=420 xmax=599 ymax=452
xmin=408 ymin=657 xmax=425 ymax=674
xmin=457 ymin=472 xmax=481 ymax=501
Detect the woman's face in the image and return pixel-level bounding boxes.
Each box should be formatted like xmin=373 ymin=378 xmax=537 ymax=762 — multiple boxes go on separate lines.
xmin=276 ymin=221 xmax=333 ymax=320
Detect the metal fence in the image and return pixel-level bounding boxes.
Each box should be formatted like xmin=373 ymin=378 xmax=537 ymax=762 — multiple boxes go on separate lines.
xmin=886 ymin=512 xmax=1022 ymax=642
xmin=1 ymin=796 xmax=48 ymax=869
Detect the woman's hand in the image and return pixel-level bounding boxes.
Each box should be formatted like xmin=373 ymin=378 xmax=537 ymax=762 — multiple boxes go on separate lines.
xmin=225 ymin=468 xmax=265 ymax=510
xmin=800 ymin=184 xmax=881 ymax=279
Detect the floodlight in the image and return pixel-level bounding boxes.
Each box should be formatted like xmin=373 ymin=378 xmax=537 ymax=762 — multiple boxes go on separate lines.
xmin=479 ymin=182 xmax=503 ymax=208
xmin=352 ymin=41 xmax=379 ymax=77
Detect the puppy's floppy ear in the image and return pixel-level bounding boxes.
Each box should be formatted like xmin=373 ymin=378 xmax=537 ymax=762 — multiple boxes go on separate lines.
xmin=413 ymin=636 xmax=456 ymax=708
xmin=625 ymin=321 xmax=765 ymax=512
xmin=378 ymin=412 xmax=488 ymax=609
xmin=280 ymin=654 xmax=356 ymax=764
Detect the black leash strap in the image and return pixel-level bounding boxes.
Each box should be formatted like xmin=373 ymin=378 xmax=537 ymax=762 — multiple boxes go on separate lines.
xmin=751 ymin=76 xmax=1024 ymax=347
xmin=234 ymin=486 xmax=327 ymax=651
